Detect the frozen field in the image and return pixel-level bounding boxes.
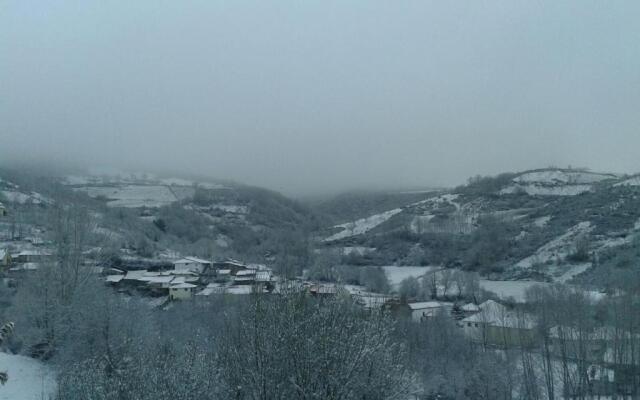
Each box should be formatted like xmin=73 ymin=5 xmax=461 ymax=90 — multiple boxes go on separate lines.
xmin=383 ymin=266 xmax=437 ymax=287
xmin=479 ymin=280 xmax=548 ymax=302
xmin=75 ymin=185 xmax=178 ymax=208
xmin=0 ymin=352 xmax=55 ymax=400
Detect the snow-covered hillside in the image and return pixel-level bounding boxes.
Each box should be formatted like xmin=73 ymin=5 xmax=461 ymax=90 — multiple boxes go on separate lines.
xmin=409 ymin=194 xmax=478 ymax=235
xmin=324 ymin=208 xmax=402 ymax=242
xmin=515 ymin=222 xmax=593 ymax=269
xmin=0 ymin=352 xmax=56 ymax=400
xmin=74 ymin=185 xmax=179 ymax=208
xmin=65 ymin=172 xmax=228 ymax=208
xmin=500 ymin=169 xmax=617 ymax=196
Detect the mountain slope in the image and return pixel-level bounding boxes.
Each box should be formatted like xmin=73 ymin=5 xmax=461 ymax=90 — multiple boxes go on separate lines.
xmin=317 ymin=168 xmax=640 ymax=283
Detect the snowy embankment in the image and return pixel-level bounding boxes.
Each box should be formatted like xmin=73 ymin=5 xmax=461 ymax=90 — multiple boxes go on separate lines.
xmin=500 ymin=169 xmax=616 ymax=196
xmin=0 ymin=352 xmax=55 ymax=400
xmin=614 ymin=176 xmax=640 ymax=187
xmin=515 ymin=221 xmax=593 ymax=269
xmin=324 ymin=208 xmax=402 ymax=242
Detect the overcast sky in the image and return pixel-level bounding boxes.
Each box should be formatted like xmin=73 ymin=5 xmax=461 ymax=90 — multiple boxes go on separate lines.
xmin=1 ymin=1 xmax=639 ymax=195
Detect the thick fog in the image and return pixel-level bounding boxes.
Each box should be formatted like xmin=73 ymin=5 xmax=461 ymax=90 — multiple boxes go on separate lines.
xmin=1 ymin=1 xmax=639 ymax=195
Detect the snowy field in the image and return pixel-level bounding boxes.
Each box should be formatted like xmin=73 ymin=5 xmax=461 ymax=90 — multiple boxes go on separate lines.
xmin=75 ymin=185 xmax=178 ymax=208
xmin=382 ymin=266 xmax=437 ymax=287
xmin=479 ymin=280 xmax=548 ymax=302
xmin=513 ymin=170 xmax=615 ymax=185
xmin=0 ymin=352 xmax=55 ymax=400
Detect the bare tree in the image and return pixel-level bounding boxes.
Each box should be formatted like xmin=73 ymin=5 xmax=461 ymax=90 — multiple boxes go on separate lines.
xmin=218 ymin=292 xmax=415 ymax=399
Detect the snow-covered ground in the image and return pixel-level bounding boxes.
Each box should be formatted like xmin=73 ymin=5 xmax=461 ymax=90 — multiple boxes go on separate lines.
xmin=479 ymin=280 xmax=548 ymax=302
xmin=500 ymin=184 xmax=593 ymax=196
xmin=1 ymin=190 xmax=51 ymax=205
xmin=514 ymin=170 xmax=615 ymax=185
xmin=500 ymin=169 xmax=616 ymax=196
xmin=210 ymin=204 xmax=249 ymax=214
xmin=382 ymin=266 xmax=438 ymax=287
xmin=409 ymin=194 xmax=478 ymax=235
xmin=533 ymin=215 xmax=551 ymax=228
xmin=324 ymin=208 xmax=402 ymax=242
xmin=75 ymin=185 xmax=178 ymax=208
xmin=0 ymin=352 xmax=56 ymax=400
xmin=614 ymin=176 xmax=640 ymax=187
xmin=554 ymin=263 xmax=591 ymax=283
xmin=515 ymin=222 xmax=593 ymax=269
xmin=342 ymin=246 xmax=376 ymax=256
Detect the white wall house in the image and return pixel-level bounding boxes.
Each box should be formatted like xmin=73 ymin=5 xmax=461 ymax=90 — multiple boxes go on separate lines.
xmin=173 ymin=257 xmax=211 ymax=274
xmin=169 ymin=283 xmax=197 ymax=300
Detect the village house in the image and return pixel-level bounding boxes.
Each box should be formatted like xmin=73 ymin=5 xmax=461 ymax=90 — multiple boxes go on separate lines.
xmin=461 ymin=300 xmax=537 ymax=347
xmin=0 ymin=249 xmax=10 ymax=269
xmin=233 ymin=268 xmax=256 ymax=285
xmin=169 ymin=282 xmax=197 ymax=300
xmin=173 ymin=257 xmax=211 ymax=274
xmin=11 ymin=249 xmax=54 ymax=264
xmin=213 ymin=259 xmax=249 ymax=275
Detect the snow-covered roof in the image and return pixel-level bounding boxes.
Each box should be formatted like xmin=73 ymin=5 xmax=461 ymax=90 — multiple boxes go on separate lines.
xmin=236 ymin=269 xmax=256 ymax=276
xmin=217 ymin=269 xmax=231 ymax=275
xmin=173 ymin=256 xmax=211 ymax=265
xmin=170 ymin=283 xmax=197 ymax=289
xmin=408 ymin=301 xmax=444 ymax=310
xmin=226 ymin=286 xmax=252 ymax=295
xmin=143 ymin=276 xmax=174 ymax=284
xmin=462 ymin=303 xmax=480 ymax=312
xmin=15 ymin=250 xmax=53 ymax=257
xmin=247 ymin=263 xmax=271 ymax=271
xmin=169 ymin=270 xmax=198 ymax=276
xmin=106 ymin=275 xmax=125 ymax=283
xmin=123 ymin=270 xmax=149 ymax=281
xmin=9 ymin=263 xmax=39 ymax=271
xmin=215 ymin=258 xmax=246 ymax=267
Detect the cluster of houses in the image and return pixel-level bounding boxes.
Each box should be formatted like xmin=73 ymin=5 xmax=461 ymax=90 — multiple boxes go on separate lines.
xmin=1 ymin=248 xmax=55 ymax=273
xmin=105 ymin=257 xmax=275 ymax=301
